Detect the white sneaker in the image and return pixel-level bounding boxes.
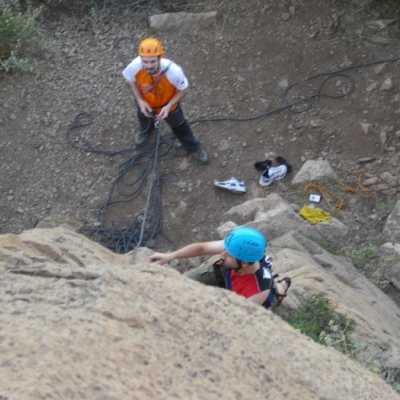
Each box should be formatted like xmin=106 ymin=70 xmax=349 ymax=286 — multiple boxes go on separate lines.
xmin=214 ymin=177 xmax=246 ymax=194
xmin=259 ymin=165 xmax=288 ymax=187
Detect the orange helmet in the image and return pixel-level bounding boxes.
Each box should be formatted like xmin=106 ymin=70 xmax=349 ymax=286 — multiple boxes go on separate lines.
xmin=138 ymin=38 xmax=163 ymax=57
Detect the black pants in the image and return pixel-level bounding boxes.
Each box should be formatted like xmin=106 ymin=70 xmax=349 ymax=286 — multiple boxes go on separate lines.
xmin=137 ymin=104 xmax=200 ymax=152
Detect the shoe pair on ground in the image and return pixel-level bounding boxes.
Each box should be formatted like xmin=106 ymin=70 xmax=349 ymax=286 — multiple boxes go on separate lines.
xmin=214 ymin=156 xmax=292 ymax=194
xmin=135 ymin=131 xmax=209 ymax=164
xmin=256 ymin=156 xmax=292 ymax=187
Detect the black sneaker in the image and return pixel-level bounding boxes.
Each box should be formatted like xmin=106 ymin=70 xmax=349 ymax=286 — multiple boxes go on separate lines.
xmin=254 ymin=159 xmax=273 ymax=171
xmin=193 ymin=147 xmax=209 ymax=164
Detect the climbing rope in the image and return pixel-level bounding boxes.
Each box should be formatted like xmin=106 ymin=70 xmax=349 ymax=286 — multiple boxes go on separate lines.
xmin=65 ymin=111 xmax=132 ymax=156
xmin=339 ymin=172 xmax=373 ymax=199
xmin=189 ymin=56 xmax=400 ymax=125
xmin=303 ymin=172 xmax=373 ymax=212
xmin=65 ymin=37 xmax=399 ymax=253
xmin=71 ymin=113 xmax=180 ymax=254
xmin=132 ymin=118 xmax=163 ymax=260
xmin=303 ymin=183 xmax=344 ymax=211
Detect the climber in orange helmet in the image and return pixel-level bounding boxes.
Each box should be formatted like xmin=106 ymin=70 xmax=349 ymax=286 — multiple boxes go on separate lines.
xmin=122 ymin=37 xmax=209 ymax=164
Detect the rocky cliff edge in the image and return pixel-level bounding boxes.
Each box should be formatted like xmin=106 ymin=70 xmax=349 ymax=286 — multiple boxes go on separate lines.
xmin=0 ymin=227 xmax=399 ymax=399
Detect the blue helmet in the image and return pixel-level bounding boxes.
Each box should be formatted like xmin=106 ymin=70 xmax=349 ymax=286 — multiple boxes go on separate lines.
xmin=223 ymin=227 xmax=266 ymax=263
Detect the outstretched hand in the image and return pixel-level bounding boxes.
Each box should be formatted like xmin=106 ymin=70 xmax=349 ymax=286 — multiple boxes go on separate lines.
xmin=149 ymin=252 xmax=172 ymax=265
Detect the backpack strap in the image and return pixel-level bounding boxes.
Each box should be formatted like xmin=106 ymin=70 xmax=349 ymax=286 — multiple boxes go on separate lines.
xmin=260 ymin=260 xmax=276 ymax=309
xmin=224 ymin=266 xmax=233 ymax=291
xmin=212 ymin=257 xmax=226 ymax=288
xmin=261 ymin=276 xmax=277 ymax=309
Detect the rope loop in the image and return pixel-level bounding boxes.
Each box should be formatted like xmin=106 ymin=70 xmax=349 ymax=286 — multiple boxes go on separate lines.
xmin=339 ymin=172 xmax=373 ymax=199
xmin=303 ymin=183 xmax=344 ymax=211
xmin=303 ymin=172 xmax=373 ymax=212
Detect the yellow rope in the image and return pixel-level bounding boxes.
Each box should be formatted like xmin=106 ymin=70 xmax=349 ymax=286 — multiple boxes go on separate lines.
xmin=303 ymin=172 xmax=373 ymax=211
xmin=338 ymin=172 xmax=373 ymax=199
xmin=303 ymin=183 xmax=344 ymax=211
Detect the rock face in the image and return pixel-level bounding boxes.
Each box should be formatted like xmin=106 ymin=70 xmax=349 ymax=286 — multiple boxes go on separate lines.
xmin=291 ymin=159 xmax=338 ymax=186
xmin=223 ymin=193 xmax=349 ymax=245
xmin=0 ymin=227 xmax=399 ymax=399
xmin=149 ymin=12 xmax=218 ymax=32
xmin=383 ymin=200 xmax=400 ymax=241
xmin=269 ymin=231 xmax=400 ymax=369
xmin=221 ymin=193 xmax=400 ymax=368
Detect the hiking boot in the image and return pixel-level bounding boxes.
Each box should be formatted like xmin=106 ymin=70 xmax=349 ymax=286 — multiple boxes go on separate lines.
xmin=134 ymin=131 xmax=149 ymax=147
xmin=259 ymin=165 xmax=288 ymax=187
xmin=214 ymin=177 xmax=246 ymax=194
xmin=192 ymin=147 xmax=209 ymax=164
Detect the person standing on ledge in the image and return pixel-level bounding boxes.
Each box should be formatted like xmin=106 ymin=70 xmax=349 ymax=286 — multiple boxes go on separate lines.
xmin=122 ymin=37 xmax=209 ymax=164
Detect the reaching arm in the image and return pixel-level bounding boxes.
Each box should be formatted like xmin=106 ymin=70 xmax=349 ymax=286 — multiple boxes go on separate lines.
xmin=149 ymin=240 xmax=224 ymax=265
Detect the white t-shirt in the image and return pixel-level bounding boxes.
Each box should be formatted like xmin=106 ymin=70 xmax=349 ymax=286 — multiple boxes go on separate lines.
xmin=122 ymin=57 xmax=189 ymax=91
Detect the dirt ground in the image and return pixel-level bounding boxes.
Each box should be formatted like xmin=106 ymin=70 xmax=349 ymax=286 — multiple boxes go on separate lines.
xmin=1 ymin=1 xmax=400 ymax=292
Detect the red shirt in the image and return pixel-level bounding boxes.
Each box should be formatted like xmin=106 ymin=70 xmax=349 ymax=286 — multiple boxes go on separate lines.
xmin=229 ymin=269 xmax=264 ymax=298
xmin=226 ymin=260 xmax=273 ymax=299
